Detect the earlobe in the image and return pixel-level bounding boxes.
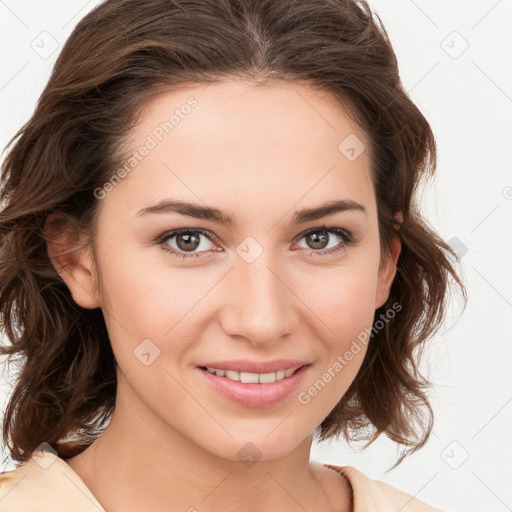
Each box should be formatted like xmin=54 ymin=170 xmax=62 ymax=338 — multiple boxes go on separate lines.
xmin=44 ymin=213 xmax=100 ymax=310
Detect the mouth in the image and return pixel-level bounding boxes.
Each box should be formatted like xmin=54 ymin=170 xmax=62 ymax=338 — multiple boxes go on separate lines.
xmin=198 ymin=364 xmax=306 ymax=384
xmin=196 ymin=363 xmax=311 ymax=408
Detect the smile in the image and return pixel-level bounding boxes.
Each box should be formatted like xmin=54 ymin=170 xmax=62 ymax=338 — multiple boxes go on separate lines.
xmin=202 ymin=366 xmax=302 ymax=383
xmin=197 ymin=364 xmax=311 ymax=408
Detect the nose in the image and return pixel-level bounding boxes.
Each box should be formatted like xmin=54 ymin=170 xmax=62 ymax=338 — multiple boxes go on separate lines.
xmin=218 ymin=250 xmax=298 ymax=348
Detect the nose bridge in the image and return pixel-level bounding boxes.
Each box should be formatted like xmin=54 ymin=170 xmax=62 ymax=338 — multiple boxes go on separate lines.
xmin=220 ymin=242 xmax=296 ymax=346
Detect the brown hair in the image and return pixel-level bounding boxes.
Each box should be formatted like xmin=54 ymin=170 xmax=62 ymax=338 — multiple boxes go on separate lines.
xmin=0 ymin=0 xmax=466 ymax=468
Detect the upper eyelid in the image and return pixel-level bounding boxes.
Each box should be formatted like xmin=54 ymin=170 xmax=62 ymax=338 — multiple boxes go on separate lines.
xmin=158 ymin=227 xmax=219 ymax=245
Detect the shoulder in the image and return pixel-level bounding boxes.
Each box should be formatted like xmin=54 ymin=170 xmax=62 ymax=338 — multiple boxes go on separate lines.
xmin=0 ymin=450 xmax=105 ymax=512
xmin=325 ymin=464 xmax=445 ymax=512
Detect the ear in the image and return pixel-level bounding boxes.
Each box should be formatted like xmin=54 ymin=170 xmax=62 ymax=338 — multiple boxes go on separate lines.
xmin=375 ymin=211 xmax=402 ymax=310
xmin=44 ymin=213 xmax=100 ymax=309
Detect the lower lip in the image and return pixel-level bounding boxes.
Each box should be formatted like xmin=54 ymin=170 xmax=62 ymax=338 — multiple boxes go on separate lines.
xmin=197 ymin=365 xmax=311 ymax=408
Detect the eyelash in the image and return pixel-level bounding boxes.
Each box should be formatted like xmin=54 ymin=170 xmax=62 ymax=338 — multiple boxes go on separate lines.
xmin=155 ymin=224 xmax=357 ymax=260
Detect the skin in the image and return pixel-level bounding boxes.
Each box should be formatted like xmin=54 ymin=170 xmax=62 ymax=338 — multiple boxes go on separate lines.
xmin=46 ymin=79 xmax=401 ymax=512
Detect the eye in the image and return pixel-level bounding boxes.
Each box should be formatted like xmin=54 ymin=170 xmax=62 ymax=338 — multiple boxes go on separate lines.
xmin=156 ymin=228 xmax=219 ymax=259
xmin=294 ymin=225 xmax=356 ymax=257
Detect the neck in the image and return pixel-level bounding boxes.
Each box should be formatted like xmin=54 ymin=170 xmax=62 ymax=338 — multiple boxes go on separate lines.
xmin=65 ymin=379 xmax=346 ymax=512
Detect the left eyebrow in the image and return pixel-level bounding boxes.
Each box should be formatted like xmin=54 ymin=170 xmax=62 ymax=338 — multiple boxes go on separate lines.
xmin=136 ymin=198 xmax=366 ymax=225
xmin=291 ymin=199 xmax=366 ymax=224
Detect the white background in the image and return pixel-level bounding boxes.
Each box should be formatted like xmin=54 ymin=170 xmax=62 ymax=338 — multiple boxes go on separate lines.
xmin=1 ymin=1 xmax=511 ymax=511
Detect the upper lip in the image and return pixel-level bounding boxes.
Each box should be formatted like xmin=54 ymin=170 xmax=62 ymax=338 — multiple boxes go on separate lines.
xmin=198 ymin=359 xmax=309 ymax=374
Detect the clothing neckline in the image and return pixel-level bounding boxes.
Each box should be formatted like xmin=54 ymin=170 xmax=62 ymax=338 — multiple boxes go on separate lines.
xmin=33 ymin=451 xmax=106 ymax=510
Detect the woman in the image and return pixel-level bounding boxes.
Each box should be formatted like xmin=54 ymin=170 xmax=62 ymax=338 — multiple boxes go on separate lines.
xmin=0 ymin=0 xmax=466 ymax=510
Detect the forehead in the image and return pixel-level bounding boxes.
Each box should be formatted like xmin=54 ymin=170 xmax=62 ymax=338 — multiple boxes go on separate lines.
xmin=101 ymin=79 xmax=375 ymax=218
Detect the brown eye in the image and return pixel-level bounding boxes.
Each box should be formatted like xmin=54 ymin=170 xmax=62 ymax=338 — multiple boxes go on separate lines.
xmin=305 ymin=231 xmax=330 ymax=250
xmin=295 ymin=226 xmax=356 ymax=257
xmin=158 ymin=228 xmax=217 ymax=259
xmin=175 ymin=232 xmax=201 ymax=252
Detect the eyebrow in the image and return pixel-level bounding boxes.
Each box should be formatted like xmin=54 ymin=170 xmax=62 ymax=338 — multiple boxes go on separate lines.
xmin=136 ymin=198 xmax=366 ymax=225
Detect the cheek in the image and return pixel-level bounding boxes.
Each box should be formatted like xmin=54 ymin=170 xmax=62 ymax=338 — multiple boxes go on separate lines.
xmin=297 ymin=257 xmax=379 ymax=336
xmin=293 ymin=260 xmax=378 ymax=405
xmin=96 ymin=244 xmax=204 ymax=333
xmin=293 ymin=270 xmax=378 ymax=409
xmin=94 ymin=252 xmax=219 ymax=385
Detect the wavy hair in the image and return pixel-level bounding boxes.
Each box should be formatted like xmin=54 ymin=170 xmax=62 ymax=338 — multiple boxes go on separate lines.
xmin=0 ymin=0 xmax=467 ymax=467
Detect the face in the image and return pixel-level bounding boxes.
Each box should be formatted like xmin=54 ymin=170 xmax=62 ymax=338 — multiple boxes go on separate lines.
xmin=52 ymin=79 xmax=399 ymax=462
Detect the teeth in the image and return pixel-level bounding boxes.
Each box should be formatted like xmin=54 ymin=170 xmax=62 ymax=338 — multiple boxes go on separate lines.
xmin=207 ymin=367 xmax=224 ymax=376
xmin=205 ymin=366 xmax=301 ymax=383
xmin=240 ymin=372 xmax=259 ymax=384
xmin=225 ymin=370 xmax=240 ymax=381
xmin=284 ymin=367 xmax=295 ymax=377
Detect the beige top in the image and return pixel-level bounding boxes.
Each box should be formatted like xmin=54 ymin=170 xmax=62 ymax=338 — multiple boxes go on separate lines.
xmin=0 ymin=449 xmax=443 ymax=511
